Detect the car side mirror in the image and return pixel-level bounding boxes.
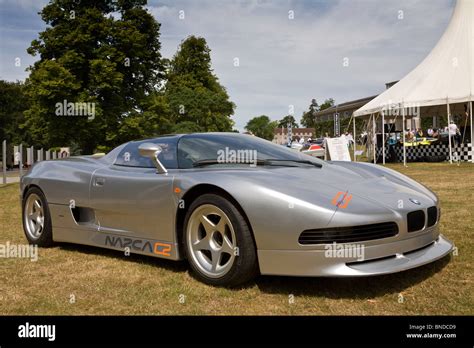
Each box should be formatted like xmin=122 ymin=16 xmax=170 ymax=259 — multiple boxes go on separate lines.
xmin=138 ymin=143 xmax=167 ymax=174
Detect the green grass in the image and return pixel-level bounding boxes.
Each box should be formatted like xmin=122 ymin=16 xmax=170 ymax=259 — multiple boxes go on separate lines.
xmin=0 ymin=163 xmax=472 ymax=315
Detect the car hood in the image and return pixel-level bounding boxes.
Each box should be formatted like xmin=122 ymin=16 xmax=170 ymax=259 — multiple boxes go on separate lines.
xmin=183 ymin=162 xmax=437 ymax=216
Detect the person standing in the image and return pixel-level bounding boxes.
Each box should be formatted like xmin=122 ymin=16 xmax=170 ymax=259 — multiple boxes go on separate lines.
xmin=448 ymin=120 xmax=459 ymax=147
xmin=427 ymin=126 xmax=434 ymax=137
xmin=347 ymin=132 xmax=354 ymax=148
xmin=406 ymin=129 xmax=414 ymax=142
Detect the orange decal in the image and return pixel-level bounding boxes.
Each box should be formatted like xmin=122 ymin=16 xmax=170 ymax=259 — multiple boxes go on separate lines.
xmin=174 ymin=187 xmax=181 ymax=193
xmin=331 ymin=191 xmax=353 ymax=209
xmin=154 ymin=242 xmax=172 ymax=257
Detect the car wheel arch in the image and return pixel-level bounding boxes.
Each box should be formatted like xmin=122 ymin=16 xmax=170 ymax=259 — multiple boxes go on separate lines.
xmin=175 ymin=184 xmax=258 ymax=260
xmin=22 ymin=184 xmax=44 ymax=201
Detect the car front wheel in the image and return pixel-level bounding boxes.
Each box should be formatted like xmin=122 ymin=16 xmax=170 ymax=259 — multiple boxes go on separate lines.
xmin=22 ymin=187 xmax=53 ymax=247
xmin=183 ymin=194 xmax=258 ymax=287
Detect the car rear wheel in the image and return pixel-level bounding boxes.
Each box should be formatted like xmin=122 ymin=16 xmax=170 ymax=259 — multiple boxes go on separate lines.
xmin=183 ymin=194 xmax=258 ymax=287
xmin=22 ymin=187 xmax=53 ymax=247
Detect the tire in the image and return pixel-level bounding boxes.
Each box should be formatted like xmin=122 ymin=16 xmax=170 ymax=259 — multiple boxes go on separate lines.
xmin=183 ymin=194 xmax=258 ymax=287
xmin=22 ymin=187 xmax=54 ymax=247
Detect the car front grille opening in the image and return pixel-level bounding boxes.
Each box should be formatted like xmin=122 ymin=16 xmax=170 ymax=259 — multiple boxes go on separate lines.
xmin=407 ymin=210 xmax=425 ymax=232
xmin=427 ymin=206 xmax=438 ymax=227
xmin=298 ymin=222 xmax=399 ymax=245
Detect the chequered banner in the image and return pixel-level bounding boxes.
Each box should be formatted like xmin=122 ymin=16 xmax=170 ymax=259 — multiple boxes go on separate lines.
xmin=376 ymin=143 xmax=473 ymax=162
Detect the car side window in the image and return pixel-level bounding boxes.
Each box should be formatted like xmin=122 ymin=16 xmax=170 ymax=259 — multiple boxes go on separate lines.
xmin=114 ymin=139 xmax=178 ymax=169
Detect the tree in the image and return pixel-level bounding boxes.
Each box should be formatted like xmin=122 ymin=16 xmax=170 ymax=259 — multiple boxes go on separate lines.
xmin=160 ymin=36 xmax=235 ymax=133
xmin=140 ymin=92 xmax=174 ymax=136
xmin=0 ymin=80 xmax=30 ymax=145
xmin=245 ymin=115 xmax=277 ymax=140
xmin=320 ymin=98 xmax=335 ymax=111
xmin=171 ymin=121 xmax=204 ymax=134
xmin=277 ymin=115 xmax=298 ymax=128
xmin=300 ymin=99 xmax=319 ymax=128
xmin=300 ymin=98 xmax=335 ymax=129
xmin=24 ymin=0 xmax=164 ymax=153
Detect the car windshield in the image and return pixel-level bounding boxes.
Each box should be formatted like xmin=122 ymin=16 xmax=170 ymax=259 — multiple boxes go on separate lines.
xmin=177 ymin=133 xmax=324 ymax=169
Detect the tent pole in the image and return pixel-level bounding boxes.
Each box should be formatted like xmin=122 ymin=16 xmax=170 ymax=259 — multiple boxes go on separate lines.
xmin=447 ymin=99 xmax=452 ymax=164
xmin=366 ymin=115 xmax=371 ymax=160
xmin=382 ymin=111 xmax=385 ymax=165
xmin=402 ymin=102 xmax=406 ymax=167
xmin=470 ymin=100 xmax=473 ymax=163
xmin=372 ymin=114 xmax=376 ymax=164
xmin=461 ymin=107 xmax=468 ymax=145
xmin=353 ymin=116 xmax=357 ymax=162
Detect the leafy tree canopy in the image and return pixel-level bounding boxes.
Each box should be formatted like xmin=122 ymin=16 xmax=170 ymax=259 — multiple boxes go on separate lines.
xmin=160 ymin=36 xmax=235 ymax=134
xmin=245 ymin=115 xmax=277 ymax=140
xmin=320 ymin=98 xmax=335 ymax=111
xmin=24 ymin=0 xmax=164 ymax=153
xmin=0 ymin=80 xmax=30 ymax=145
xmin=277 ymin=115 xmax=298 ymax=129
xmin=300 ymin=98 xmax=335 ymax=128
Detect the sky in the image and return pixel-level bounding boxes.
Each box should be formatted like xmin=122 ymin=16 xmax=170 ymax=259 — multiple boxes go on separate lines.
xmin=0 ymin=0 xmax=455 ymax=131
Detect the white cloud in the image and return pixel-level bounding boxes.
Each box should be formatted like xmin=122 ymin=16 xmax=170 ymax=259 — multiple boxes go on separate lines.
xmin=0 ymin=0 xmax=48 ymax=11
xmin=149 ymin=0 xmax=454 ymax=130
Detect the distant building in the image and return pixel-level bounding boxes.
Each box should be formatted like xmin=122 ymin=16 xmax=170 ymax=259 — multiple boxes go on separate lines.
xmin=313 ymin=81 xmax=399 ymax=124
xmin=313 ymin=95 xmax=378 ymax=123
xmin=273 ymin=128 xmax=314 ymax=144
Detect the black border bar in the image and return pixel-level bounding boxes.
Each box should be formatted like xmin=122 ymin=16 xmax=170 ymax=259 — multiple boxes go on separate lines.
xmin=0 ymin=315 xmax=472 ymax=346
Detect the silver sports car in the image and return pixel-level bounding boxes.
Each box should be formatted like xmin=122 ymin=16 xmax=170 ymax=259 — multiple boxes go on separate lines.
xmin=20 ymin=133 xmax=453 ymax=286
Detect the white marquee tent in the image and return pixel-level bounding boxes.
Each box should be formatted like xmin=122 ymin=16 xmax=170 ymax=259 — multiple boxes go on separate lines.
xmin=353 ymin=0 xmax=474 ymax=164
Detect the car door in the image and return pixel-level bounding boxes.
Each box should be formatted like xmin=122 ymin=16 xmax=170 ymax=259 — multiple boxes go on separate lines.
xmin=89 ymin=138 xmax=179 ymax=243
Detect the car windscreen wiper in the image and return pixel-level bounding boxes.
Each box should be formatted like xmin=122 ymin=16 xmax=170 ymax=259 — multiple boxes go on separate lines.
xmin=192 ymin=158 xmax=322 ymax=168
xmin=263 ymin=159 xmax=323 ymax=168
xmin=192 ymin=159 xmax=266 ymax=167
